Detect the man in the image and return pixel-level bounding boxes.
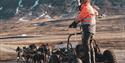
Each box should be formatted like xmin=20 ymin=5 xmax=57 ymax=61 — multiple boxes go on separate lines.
xmin=69 ymin=0 xmax=98 ymax=63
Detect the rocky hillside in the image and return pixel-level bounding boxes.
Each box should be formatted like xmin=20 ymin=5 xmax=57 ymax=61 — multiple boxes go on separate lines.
xmin=0 ymin=0 xmax=125 ymax=19
xmin=0 ymin=0 xmax=78 ymax=19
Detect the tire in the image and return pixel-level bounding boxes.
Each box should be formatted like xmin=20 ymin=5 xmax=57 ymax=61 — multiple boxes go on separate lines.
xmin=103 ymin=49 xmax=117 ymax=63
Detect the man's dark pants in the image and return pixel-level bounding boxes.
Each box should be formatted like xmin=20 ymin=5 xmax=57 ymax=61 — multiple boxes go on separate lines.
xmin=81 ymin=24 xmax=93 ymax=63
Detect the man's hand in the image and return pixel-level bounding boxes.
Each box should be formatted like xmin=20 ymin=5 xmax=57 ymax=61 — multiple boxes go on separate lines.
xmin=78 ymin=5 xmax=81 ymax=11
xmin=69 ymin=21 xmax=78 ymax=28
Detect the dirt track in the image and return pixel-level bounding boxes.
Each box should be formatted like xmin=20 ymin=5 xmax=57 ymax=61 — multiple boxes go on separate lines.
xmin=0 ymin=34 xmax=125 ymax=63
xmin=0 ymin=15 xmax=125 ymax=63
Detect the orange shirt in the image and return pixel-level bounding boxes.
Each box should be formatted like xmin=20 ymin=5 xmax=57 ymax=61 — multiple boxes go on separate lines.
xmin=79 ymin=3 xmax=91 ymax=20
xmin=78 ymin=0 xmax=98 ymax=24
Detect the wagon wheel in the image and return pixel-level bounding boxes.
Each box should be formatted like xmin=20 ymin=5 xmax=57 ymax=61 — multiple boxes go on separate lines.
xmin=67 ymin=33 xmax=73 ymax=50
xmin=103 ymin=49 xmax=117 ymax=63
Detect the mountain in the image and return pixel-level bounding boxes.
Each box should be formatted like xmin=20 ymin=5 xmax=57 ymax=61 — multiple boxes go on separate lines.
xmin=0 ymin=0 xmax=125 ymax=19
xmin=0 ymin=0 xmax=78 ymax=19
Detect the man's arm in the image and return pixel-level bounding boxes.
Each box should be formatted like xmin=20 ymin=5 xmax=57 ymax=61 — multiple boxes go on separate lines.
xmin=69 ymin=17 xmax=80 ymax=28
xmin=69 ymin=21 xmax=78 ymax=28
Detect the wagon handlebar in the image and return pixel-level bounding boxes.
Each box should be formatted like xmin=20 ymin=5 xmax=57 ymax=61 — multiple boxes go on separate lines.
xmin=67 ymin=32 xmax=82 ymax=49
